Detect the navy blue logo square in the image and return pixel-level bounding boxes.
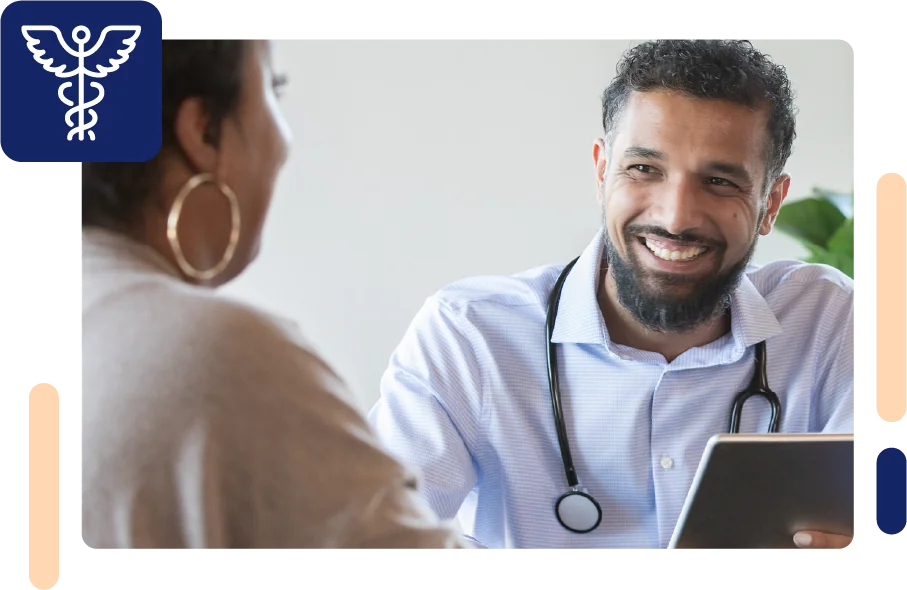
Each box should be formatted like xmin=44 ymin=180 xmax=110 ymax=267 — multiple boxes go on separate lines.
xmin=1 ymin=1 xmax=162 ymax=162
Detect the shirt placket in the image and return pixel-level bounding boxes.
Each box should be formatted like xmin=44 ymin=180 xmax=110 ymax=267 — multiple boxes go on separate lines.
xmin=649 ymin=367 xmax=686 ymax=548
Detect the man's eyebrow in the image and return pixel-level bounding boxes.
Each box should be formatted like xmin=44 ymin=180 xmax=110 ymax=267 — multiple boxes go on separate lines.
xmin=622 ymin=146 xmax=665 ymax=160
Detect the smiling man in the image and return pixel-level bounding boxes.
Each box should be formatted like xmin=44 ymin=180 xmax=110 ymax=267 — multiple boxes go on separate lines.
xmin=368 ymin=40 xmax=853 ymax=549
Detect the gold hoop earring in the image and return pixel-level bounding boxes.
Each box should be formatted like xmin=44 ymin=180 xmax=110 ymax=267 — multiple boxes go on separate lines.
xmin=166 ymin=173 xmax=241 ymax=282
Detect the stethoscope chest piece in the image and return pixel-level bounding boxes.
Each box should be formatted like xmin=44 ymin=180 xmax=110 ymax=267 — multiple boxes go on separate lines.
xmin=555 ymin=489 xmax=602 ymax=533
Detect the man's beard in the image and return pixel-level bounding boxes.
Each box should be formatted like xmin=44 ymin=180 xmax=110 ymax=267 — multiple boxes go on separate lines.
xmin=602 ymin=224 xmax=757 ymax=333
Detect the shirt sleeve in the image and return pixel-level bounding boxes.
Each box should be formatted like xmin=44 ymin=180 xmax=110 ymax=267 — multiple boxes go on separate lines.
xmin=811 ymin=285 xmax=854 ymax=434
xmin=368 ymin=295 xmax=484 ymax=521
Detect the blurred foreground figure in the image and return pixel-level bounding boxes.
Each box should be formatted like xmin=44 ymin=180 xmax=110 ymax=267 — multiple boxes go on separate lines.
xmin=82 ymin=40 xmax=464 ymax=548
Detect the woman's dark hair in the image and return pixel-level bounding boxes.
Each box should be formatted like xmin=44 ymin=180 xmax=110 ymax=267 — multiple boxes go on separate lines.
xmin=601 ymin=40 xmax=797 ymax=190
xmin=82 ymin=40 xmax=249 ymax=229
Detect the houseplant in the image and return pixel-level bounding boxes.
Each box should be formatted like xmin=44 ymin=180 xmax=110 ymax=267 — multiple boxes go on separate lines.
xmin=773 ymin=188 xmax=854 ymax=279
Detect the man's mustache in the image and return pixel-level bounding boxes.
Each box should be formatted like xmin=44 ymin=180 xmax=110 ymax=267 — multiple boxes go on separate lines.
xmin=625 ymin=224 xmax=726 ymax=250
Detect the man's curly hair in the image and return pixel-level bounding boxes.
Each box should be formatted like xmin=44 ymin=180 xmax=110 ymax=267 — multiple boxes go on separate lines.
xmin=601 ymin=40 xmax=797 ymax=191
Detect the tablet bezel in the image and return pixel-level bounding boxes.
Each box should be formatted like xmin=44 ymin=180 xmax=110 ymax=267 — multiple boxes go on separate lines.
xmin=667 ymin=434 xmax=856 ymax=551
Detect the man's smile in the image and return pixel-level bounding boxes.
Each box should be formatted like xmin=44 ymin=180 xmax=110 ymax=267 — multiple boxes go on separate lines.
xmin=631 ymin=234 xmax=719 ymax=274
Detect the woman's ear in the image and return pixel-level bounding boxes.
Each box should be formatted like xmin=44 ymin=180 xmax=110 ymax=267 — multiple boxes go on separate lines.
xmin=172 ymin=97 xmax=219 ymax=175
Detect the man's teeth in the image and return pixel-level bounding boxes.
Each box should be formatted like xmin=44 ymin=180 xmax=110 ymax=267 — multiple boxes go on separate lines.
xmin=644 ymin=239 xmax=706 ymax=261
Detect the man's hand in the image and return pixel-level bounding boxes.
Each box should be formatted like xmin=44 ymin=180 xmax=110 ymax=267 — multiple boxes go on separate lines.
xmin=793 ymin=531 xmax=852 ymax=548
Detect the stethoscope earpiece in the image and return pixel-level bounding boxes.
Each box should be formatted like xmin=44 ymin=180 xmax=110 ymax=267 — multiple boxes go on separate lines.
xmin=546 ymin=257 xmax=783 ymax=534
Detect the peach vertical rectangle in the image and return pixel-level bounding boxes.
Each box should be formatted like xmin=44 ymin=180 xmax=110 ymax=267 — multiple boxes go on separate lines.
xmin=878 ymin=173 xmax=907 ymax=422
xmin=29 ymin=384 xmax=58 ymax=590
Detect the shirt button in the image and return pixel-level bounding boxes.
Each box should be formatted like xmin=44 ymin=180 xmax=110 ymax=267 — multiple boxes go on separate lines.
xmin=660 ymin=457 xmax=674 ymax=469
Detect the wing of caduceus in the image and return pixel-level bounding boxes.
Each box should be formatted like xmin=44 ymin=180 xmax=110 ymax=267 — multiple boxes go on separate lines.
xmin=21 ymin=26 xmax=80 ymax=76
xmin=82 ymin=26 xmax=142 ymax=77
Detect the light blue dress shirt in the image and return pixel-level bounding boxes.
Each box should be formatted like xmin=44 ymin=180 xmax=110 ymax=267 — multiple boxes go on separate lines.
xmin=368 ymin=228 xmax=854 ymax=548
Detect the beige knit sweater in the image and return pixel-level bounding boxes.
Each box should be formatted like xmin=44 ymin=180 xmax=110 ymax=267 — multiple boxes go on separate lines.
xmin=82 ymin=227 xmax=464 ymax=548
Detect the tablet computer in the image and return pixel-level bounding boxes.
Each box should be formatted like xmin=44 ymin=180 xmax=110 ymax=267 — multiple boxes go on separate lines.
xmin=668 ymin=433 xmax=853 ymax=549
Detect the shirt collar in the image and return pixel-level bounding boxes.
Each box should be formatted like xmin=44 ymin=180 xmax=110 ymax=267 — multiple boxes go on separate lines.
xmin=549 ymin=228 xmax=783 ymax=360
xmin=727 ymin=268 xmax=784 ymax=350
xmin=550 ymin=227 xmax=610 ymax=346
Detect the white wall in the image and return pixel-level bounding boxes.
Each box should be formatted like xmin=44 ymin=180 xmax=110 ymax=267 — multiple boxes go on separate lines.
xmin=221 ymin=40 xmax=853 ymax=411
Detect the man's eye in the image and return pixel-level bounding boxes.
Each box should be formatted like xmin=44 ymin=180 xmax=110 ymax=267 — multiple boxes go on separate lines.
xmin=630 ymin=164 xmax=654 ymax=174
xmin=708 ymin=177 xmax=736 ymax=187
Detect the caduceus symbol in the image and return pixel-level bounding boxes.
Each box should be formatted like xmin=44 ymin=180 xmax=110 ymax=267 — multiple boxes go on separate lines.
xmin=21 ymin=25 xmax=141 ymax=141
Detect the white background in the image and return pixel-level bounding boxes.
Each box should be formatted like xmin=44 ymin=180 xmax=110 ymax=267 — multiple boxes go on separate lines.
xmin=220 ymin=39 xmax=853 ymax=411
xmin=0 ymin=1 xmax=899 ymax=589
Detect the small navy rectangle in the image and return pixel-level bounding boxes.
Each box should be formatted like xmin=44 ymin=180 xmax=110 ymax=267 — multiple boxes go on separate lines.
xmin=872 ymin=440 xmax=907 ymax=537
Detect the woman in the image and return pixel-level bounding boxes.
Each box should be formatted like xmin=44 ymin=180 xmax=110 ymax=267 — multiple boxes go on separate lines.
xmin=82 ymin=40 xmax=463 ymax=548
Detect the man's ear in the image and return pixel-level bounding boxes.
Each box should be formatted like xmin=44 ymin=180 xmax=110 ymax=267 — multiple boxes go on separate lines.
xmin=593 ymin=138 xmax=608 ymax=206
xmin=759 ymin=174 xmax=791 ymax=235
xmin=172 ymin=97 xmax=219 ymax=176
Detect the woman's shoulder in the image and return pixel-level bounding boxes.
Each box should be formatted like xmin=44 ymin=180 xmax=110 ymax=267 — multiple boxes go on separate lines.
xmin=82 ymin=228 xmax=308 ymax=346
xmin=87 ymin=268 xmax=338 ymax=395
xmin=165 ymin=285 xmax=327 ymax=375
xmin=180 ymin=287 xmax=304 ymax=344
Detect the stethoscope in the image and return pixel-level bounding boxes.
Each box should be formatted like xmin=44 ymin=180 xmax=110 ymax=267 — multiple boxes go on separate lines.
xmin=546 ymin=257 xmax=782 ymax=534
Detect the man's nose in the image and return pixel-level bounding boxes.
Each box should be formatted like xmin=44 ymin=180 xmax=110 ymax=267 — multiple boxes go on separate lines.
xmin=650 ymin=177 xmax=707 ymax=237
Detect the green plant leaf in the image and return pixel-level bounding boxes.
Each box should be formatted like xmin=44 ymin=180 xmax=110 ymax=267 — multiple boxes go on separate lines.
xmin=802 ymin=242 xmax=853 ymax=279
xmin=774 ymin=196 xmax=846 ymax=248
xmin=819 ymin=189 xmax=854 ymax=219
xmin=826 ymin=217 xmax=854 ymax=258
